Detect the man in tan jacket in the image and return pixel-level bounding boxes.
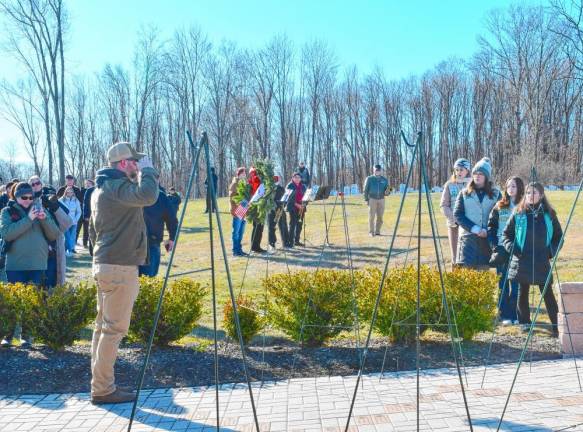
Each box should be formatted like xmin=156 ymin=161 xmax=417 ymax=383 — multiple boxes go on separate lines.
xmin=89 ymin=142 xmax=159 ymax=404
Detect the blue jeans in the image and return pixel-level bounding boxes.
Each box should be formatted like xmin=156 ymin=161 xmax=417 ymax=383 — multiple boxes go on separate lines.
xmin=6 ymin=270 xmax=44 ymax=285
xmin=64 ymin=225 xmax=77 ymax=252
xmin=232 ymin=217 xmax=246 ymax=254
xmin=497 ymin=265 xmax=518 ymax=321
xmin=139 ymin=243 xmax=161 ymax=277
xmin=45 ymin=254 xmax=58 ymax=288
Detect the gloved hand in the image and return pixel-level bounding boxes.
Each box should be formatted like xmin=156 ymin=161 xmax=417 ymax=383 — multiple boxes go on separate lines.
xmin=137 ymin=155 xmax=153 ymax=171
xmin=42 ymin=194 xmax=60 ymax=212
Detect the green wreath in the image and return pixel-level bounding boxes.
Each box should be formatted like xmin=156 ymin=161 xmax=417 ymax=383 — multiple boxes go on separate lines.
xmin=231 ymin=158 xmax=276 ymax=224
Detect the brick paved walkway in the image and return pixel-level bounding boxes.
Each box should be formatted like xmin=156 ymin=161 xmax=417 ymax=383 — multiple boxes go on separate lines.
xmin=1 ymin=358 xmax=582 ymax=431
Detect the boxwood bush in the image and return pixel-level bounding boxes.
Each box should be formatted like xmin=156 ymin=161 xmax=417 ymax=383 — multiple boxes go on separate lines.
xmin=22 ymin=282 xmax=97 ymax=350
xmin=129 ymin=277 xmax=206 ymax=346
xmin=223 ymin=296 xmax=263 ymax=345
xmin=0 ymin=282 xmax=22 ymax=340
xmin=357 ymin=265 xmax=498 ymax=342
xmin=440 ymin=267 xmax=499 ymax=339
xmin=263 ymin=270 xmax=358 ymax=346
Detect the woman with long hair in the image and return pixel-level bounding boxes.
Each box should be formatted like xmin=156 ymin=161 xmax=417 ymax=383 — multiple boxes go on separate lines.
xmin=488 ymin=176 xmax=525 ymax=325
xmin=453 ymin=157 xmax=501 ymax=270
xmin=502 ymin=182 xmax=562 ymax=336
xmin=59 ymin=187 xmax=82 ymax=256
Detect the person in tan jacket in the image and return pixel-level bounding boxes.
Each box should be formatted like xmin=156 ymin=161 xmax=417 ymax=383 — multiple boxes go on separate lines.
xmin=440 ymin=158 xmax=471 ymax=267
xmin=89 ymin=142 xmax=159 ymax=405
xmin=229 ymin=167 xmax=248 ymax=256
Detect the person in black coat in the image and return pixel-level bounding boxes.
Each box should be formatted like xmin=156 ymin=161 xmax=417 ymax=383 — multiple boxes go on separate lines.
xmin=0 ymin=181 xmax=16 ymax=211
xmin=139 ymin=186 xmax=179 ymax=277
xmin=502 ymin=182 xmax=562 ymax=336
xmin=204 ymin=167 xmax=218 ymax=213
xmin=268 ymin=176 xmax=288 ymax=251
xmin=297 ymin=162 xmax=311 ymax=187
xmin=83 ymin=183 xmax=96 ymax=256
xmin=81 ymin=180 xmax=94 ymax=248
xmin=167 ymin=187 xmax=181 ymax=216
xmin=286 ymin=172 xmax=306 ymax=248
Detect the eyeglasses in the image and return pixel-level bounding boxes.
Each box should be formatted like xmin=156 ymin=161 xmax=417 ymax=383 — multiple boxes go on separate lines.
xmin=31 ymin=181 xmax=42 ymax=186
xmin=19 ymin=196 xmax=34 ymax=201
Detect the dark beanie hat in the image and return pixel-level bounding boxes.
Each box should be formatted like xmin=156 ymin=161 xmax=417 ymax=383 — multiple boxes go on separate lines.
xmin=14 ymin=182 xmax=33 ymax=198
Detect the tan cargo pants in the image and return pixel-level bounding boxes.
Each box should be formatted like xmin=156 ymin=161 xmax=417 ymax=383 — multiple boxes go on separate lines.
xmin=368 ymin=198 xmax=385 ymax=234
xmin=91 ymin=263 xmax=140 ymax=397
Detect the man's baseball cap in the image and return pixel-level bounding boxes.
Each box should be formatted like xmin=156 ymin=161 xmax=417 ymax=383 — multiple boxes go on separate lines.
xmin=107 ymin=142 xmax=146 ymax=163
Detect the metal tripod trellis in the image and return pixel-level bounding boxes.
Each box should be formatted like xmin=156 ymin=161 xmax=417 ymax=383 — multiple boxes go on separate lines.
xmin=126 ymin=131 xmax=261 ymax=432
xmin=343 ymin=131 xmax=474 ymax=432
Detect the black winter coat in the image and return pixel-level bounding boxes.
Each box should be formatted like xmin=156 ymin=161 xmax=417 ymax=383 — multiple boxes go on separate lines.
xmin=143 ymin=187 xmax=179 ymax=244
xmin=502 ymin=208 xmax=562 ymax=285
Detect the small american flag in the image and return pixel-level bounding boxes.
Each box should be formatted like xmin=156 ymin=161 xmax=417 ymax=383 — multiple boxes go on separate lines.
xmin=234 ymin=199 xmax=249 ymax=220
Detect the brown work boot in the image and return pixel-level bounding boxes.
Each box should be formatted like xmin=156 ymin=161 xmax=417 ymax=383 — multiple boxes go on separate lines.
xmin=91 ymin=388 xmax=136 ymax=405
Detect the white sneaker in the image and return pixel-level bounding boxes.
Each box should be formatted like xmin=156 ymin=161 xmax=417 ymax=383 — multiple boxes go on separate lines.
xmin=501 ymin=319 xmax=512 ymax=326
xmin=66 ymin=251 xmax=72 ymax=257
xmin=268 ymin=245 xmax=276 ymax=254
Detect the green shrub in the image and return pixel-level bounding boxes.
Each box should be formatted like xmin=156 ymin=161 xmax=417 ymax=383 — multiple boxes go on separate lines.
xmin=357 ymin=266 xmax=443 ymax=343
xmin=0 ymin=283 xmax=22 ymax=339
xmin=129 ymin=277 xmax=206 ymax=346
xmin=440 ymin=267 xmax=499 ymax=339
xmin=21 ymin=282 xmax=97 ymax=350
xmin=263 ymin=270 xmax=358 ymax=346
xmin=357 ymin=265 xmax=498 ymax=342
xmin=223 ymin=296 xmax=263 ymax=345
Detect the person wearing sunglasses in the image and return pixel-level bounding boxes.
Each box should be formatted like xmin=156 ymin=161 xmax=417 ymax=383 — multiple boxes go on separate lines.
xmin=0 ymin=182 xmax=60 ymax=349
xmin=89 ymin=142 xmax=158 ymax=405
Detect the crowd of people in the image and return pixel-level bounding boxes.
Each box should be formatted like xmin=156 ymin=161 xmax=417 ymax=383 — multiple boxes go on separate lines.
xmin=440 ymin=157 xmax=562 ymax=336
xmin=0 ymin=142 xmax=568 ymax=404
xmin=226 ymin=163 xmax=310 ymax=256
xmin=0 ymin=157 xmax=180 ymax=350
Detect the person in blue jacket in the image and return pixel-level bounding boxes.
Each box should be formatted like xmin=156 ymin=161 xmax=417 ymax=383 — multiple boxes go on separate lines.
xmin=139 ymin=186 xmax=178 ymax=277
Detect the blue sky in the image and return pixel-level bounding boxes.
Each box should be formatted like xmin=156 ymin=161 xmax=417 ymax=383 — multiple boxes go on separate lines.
xmin=1 ymin=0 xmax=535 ymax=158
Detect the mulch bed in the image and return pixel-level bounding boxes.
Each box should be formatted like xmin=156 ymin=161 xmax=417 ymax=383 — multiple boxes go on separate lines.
xmin=0 ymin=332 xmax=562 ymax=395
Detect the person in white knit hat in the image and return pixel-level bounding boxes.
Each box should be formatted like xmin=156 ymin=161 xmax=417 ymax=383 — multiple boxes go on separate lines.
xmin=453 ymin=157 xmax=501 ymax=270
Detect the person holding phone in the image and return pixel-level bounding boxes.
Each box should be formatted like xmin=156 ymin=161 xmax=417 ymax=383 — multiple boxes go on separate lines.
xmin=89 ymin=142 xmax=159 ymax=404
xmin=0 ymin=182 xmax=60 ymax=348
